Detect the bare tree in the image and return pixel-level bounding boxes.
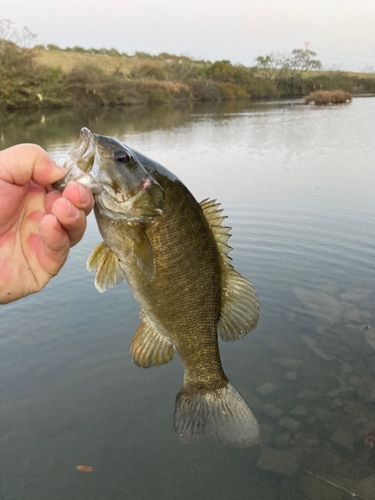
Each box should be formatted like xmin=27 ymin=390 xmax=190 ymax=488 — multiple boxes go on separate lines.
xmin=0 ymin=18 xmax=37 ymax=47
xmin=255 ymin=52 xmax=289 ymax=78
xmin=0 ymin=19 xmax=15 ymax=41
xmin=256 ymin=48 xmax=323 ymax=77
xmin=363 ymin=64 xmax=375 ymax=74
xmin=324 ymin=63 xmax=344 ymax=72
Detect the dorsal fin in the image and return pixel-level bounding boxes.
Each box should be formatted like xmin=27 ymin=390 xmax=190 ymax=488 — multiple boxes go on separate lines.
xmin=87 ymin=241 xmax=125 ymax=293
xmin=200 ymin=198 xmax=232 ymax=264
xmin=200 ymin=198 xmax=260 ymax=342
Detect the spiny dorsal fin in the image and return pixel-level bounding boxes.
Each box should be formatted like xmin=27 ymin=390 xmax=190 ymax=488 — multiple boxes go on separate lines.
xmin=87 ymin=242 xmax=125 ymax=293
xmin=200 ymin=198 xmax=260 ymax=342
xmin=130 ymin=316 xmax=175 ymax=368
xmin=200 ymin=198 xmax=232 ymax=264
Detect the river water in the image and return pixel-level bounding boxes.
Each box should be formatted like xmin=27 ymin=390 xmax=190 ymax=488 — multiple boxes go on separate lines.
xmin=1 ymin=98 xmax=374 ymax=499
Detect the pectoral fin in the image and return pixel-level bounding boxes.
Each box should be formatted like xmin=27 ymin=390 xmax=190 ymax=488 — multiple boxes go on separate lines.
xmin=133 ymin=231 xmax=155 ymax=281
xmin=130 ymin=317 xmax=175 ymax=368
xmin=87 ymin=241 xmax=125 ymax=293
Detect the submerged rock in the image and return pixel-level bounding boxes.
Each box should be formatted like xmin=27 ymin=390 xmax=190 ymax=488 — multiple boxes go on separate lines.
xmin=258 ymin=448 xmax=300 ymax=476
xmin=297 ymin=388 xmax=320 ymax=401
xmin=256 ymin=382 xmax=278 ymax=396
xmin=292 ymin=405 xmax=309 ymax=417
xmin=301 ymin=472 xmax=357 ymax=500
xmin=293 ymin=286 xmax=342 ymax=326
xmin=330 ymin=428 xmax=354 ymax=450
xmin=315 ymin=407 xmax=332 ymax=422
xmin=286 ymin=370 xmax=297 ymax=380
xmin=263 ymin=403 xmax=283 ymax=419
xmin=340 ymin=361 xmax=353 ymax=373
xmin=279 ymin=416 xmax=301 ymax=432
xmin=302 ymin=335 xmax=335 ymax=361
xmin=363 ymin=325 xmax=375 ymax=350
xmin=277 ymin=358 xmax=304 ymax=370
xmin=259 ymin=422 xmax=275 ymax=446
xmin=276 ymin=432 xmax=292 ymax=446
xmin=355 ymin=476 xmax=375 ymax=500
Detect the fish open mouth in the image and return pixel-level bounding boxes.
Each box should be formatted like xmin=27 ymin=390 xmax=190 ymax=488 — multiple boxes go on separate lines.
xmin=53 ymin=127 xmax=165 ymax=223
xmin=66 ymin=127 xmax=95 ymax=173
xmin=52 ymin=127 xmax=102 ymax=192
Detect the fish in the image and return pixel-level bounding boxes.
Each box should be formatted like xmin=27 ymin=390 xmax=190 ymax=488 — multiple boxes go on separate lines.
xmin=53 ymin=127 xmax=260 ymax=447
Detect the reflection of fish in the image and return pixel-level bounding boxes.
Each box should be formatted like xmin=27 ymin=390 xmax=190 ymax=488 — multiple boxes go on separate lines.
xmin=54 ymin=127 xmax=260 ymax=447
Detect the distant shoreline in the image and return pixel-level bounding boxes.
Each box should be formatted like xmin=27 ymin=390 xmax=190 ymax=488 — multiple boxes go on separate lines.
xmin=1 ymin=44 xmax=375 ymax=111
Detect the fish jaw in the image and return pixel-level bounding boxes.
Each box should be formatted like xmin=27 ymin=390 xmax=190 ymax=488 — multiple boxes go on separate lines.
xmin=52 ymin=127 xmax=103 ymax=192
xmin=52 ymin=128 xmax=165 ymax=223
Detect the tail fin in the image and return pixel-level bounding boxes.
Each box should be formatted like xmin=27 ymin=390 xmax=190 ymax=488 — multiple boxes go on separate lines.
xmin=174 ymin=382 xmax=260 ymax=447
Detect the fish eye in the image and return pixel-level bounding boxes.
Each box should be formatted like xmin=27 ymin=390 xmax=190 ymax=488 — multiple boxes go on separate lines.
xmin=114 ymin=150 xmax=130 ymax=164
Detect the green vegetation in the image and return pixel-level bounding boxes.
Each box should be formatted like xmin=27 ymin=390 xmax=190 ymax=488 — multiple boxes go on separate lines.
xmin=0 ymin=20 xmax=374 ymax=110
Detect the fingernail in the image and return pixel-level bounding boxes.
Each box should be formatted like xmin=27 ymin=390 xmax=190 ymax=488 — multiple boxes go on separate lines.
xmin=66 ymin=199 xmax=79 ymax=219
xmin=77 ymin=183 xmax=91 ymax=204
xmin=54 ymin=163 xmax=67 ymax=173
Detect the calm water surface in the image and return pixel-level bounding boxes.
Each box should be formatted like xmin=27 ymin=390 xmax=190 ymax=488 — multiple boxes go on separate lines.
xmin=1 ymin=98 xmax=374 ymax=499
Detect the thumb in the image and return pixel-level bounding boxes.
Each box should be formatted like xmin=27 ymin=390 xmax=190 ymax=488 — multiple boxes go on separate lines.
xmin=0 ymin=144 xmax=65 ymax=187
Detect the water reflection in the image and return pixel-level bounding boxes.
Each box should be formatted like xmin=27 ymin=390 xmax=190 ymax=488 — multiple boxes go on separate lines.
xmin=0 ymin=98 xmax=375 ymax=499
xmin=0 ymin=99 xmax=306 ymax=150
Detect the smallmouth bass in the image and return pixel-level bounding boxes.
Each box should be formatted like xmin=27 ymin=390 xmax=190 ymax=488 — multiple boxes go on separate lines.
xmin=54 ymin=127 xmax=260 ymax=447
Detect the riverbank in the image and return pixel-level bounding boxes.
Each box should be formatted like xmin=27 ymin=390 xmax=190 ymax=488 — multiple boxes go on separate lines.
xmin=1 ymin=42 xmax=375 ymax=110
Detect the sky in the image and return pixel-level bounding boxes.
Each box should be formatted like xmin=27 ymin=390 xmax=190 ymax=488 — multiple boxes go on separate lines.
xmin=2 ymin=0 xmax=375 ymax=72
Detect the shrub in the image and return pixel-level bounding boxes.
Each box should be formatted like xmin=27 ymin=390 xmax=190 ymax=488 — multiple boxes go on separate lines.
xmin=0 ymin=40 xmax=40 ymax=108
xmin=190 ymin=79 xmax=221 ymax=100
xmin=64 ymin=67 xmax=104 ymax=106
xmin=130 ymin=62 xmax=167 ymax=81
xmin=137 ymin=79 xmax=191 ymax=102
xmin=206 ymin=60 xmax=235 ymax=82
xmin=275 ymin=75 xmax=303 ymax=96
xmin=217 ymin=82 xmax=249 ymax=99
xmin=164 ymin=61 xmax=201 ymax=81
xmin=242 ymin=76 xmax=280 ymax=97
xmin=47 ymin=44 xmax=62 ymax=51
xmin=305 ymin=90 xmax=352 ymax=105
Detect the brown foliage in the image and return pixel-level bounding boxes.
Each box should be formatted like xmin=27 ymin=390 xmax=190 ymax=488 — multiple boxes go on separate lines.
xmin=136 ymin=79 xmax=191 ymax=101
xmin=190 ymin=79 xmax=221 ymax=101
xmin=305 ymin=90 xmax=352 ymax=105
xmin=217 ymin=82 xmax=249 ymax=99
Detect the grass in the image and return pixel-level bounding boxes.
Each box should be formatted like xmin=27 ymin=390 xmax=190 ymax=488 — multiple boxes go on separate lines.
xmin=34 ymin=49 xmax=142 ymax=76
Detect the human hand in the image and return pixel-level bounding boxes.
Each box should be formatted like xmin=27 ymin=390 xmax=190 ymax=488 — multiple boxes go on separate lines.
xmin=0 ymin=144 xmax=94 ymax=304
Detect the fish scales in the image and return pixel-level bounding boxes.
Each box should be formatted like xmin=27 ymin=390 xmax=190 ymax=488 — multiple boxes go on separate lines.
xmin=53 ymin=128 xmax=260 ymax=447
xmin=96 ymin=176 xmax=226 ymax=387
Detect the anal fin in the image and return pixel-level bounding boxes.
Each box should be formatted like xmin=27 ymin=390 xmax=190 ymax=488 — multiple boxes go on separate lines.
xmin=130 ymin=317 xmax=175 ymax=368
